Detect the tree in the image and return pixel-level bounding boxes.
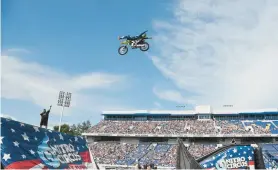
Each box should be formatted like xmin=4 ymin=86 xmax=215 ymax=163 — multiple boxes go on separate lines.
xmin=53 ymin=120 xmax=92 ymax=136
xmin=53 ymin=124 xmax=74 ymax=135
xmin=70 ymin=120 xmax=92 ymax=136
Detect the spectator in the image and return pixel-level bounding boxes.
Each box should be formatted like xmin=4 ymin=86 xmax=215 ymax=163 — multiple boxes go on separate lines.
xmin=89 ymin=142 xmax=216 ymax=167
xmin=88 ymin=119 xmax=272 ymax=136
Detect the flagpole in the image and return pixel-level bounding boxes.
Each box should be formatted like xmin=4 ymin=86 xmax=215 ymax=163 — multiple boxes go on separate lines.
xmin=58 ymin=105 xmax=65 ymax=132
xmin=57 ymin=91 xmax=72 ymax=132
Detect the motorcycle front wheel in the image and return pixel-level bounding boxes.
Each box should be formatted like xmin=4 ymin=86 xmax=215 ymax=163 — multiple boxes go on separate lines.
xmin=118 ymin=46 xmax=128 ymax=55
xmin=140 ymin=42 xmax=149 ymax=51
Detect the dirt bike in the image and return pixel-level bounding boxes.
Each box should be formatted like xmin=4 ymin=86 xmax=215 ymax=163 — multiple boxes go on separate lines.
xmin=118 ymin=31 xmax=152 ymax=55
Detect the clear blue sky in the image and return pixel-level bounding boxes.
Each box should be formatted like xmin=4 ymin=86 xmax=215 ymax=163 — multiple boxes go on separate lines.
xmin=2 ymin=0 xmax=278 ymax=127
xmin=2 ymin=0 xmax=188 ymax=127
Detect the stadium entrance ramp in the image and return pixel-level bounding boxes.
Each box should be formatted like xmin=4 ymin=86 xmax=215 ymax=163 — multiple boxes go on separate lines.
xmin=176 ymin=138 xmax=203 ymax=169
xmin=0 ymin=117 xmax=98 ymax=169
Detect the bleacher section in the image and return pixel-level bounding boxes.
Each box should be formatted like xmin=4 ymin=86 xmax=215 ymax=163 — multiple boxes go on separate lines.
xmin=272 ymin=121 xmax=278 ymax=134
xmin=84 ymin=108 xmax=278 ymax=169
xmin=273 ymin=121 xmax=278 ymax=126
xmin=90 ymin=142 xmax=216 ymax=167
xmin=88 ymin=120 xmax=278 ymax=135
xmin=243 ymin=121 xmax=278 ymax=134
xmin=188 ymin=144 xmax=217 ymax=159
xmin=261 ymin=144 xmax=278 ymax=169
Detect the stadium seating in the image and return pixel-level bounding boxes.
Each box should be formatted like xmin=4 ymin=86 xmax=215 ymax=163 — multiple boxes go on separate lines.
xmin=261 ymin=144 xmax=278 ymax=169
xmin=90 ymin=142 xmax=216 ymax=167
xmin=243 ymin=121 xmax=278 ymax=134
xmin=90 ymin=142 xmax=137 ymax=165
xmin=271 ymin=121 xmax=278 ymax=134
xmin=273 ymin=121 xmax=278 ymax=126
xmin=87 ymin=119 xmax=278 ymax=168
xmin=188 ymin=144 xmax=217 ymax=159
xmin=88 ymin=120 xmax=278 ymax=135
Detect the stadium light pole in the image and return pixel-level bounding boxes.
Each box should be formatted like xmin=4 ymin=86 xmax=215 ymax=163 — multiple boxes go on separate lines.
xmin=57 ymin=91 xmax=72 ymax=132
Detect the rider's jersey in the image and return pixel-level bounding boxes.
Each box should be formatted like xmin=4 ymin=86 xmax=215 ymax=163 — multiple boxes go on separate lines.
xmin=119 ymin=31 xmax=147 ymax=41
xmin=119 ymin=35 xmax=139 ymax=40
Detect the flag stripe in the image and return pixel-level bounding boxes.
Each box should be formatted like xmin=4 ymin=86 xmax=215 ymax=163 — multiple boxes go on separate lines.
xmin=80 ymin=151 xmax=91 ymax=163
xmin=248 ymin=161 xmax=255 ymax=165
xmin=5 ymin=159 xmax=42 ymax=169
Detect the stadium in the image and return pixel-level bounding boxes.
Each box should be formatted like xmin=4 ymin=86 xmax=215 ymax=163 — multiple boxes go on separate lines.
xmin=2 ymin=0 xmax=278 ymax=169
xmin=83 ymin=105 xmax=278 ymax=169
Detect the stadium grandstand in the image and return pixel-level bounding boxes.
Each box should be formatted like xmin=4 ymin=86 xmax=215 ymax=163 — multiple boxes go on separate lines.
xmin=83 ymin=105 xmax=278 ymax=169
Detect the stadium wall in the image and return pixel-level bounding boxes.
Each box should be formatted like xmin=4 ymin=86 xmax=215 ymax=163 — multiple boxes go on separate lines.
xmin=120 ymin=138 xmax=139 ymax=144
xmin=85 ymin=135 xmax=277 ymax=145
xmin=83 ymin=133 xmax=278 ymax=138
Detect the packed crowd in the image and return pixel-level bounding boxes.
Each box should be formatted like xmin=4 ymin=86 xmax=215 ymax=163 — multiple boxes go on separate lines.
xmin=188 ymin=144 xmax=216 ymax=159
xmin=216 ymin=120 xmax=249 ymax=134
xmin=90 ymin=142 xmax=137 ymax=164
xmin=242 ymin=121 xmax=277 ymax=134
xmin=88 ymin=120 xmax=275 ymax=135
xmin=89 ymin=142 xmax=216 ymax=166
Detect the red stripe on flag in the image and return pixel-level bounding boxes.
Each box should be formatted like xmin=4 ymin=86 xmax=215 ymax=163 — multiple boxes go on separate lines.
xmin=248 ymin=161 xmax=255 ymax=165
xmin=5 ymin=159 xmax=42 ymax=169
xmin=5 ymin=151 xmax=91 ymax=169
xmin=68 ymin=164 xmax=87 ymax=169
xmin=79 ymin=151 xmax=91 ymax=163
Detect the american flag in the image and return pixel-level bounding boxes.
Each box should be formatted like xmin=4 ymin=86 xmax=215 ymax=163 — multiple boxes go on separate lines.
xmin=200 ymin=145 xmax=255 ymax=170
xmin=0 ymin=117 xmax=92 ymax=169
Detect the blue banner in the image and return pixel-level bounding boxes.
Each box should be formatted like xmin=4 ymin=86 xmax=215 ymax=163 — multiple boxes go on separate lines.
xmin=1 ymin=117 xmax=94 ymax=169
xmin=200 ymin=145 xmax=255 ymax=169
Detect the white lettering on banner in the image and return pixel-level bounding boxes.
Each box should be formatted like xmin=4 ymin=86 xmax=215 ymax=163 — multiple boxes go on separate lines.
xmin=217 ymin=157 xmax=248 ymax=169
xmin=45 ymin=144 xmax=81 ymax=164
xmin=38 ymin=134 xmax=85 ymax=168
xmin=49 ymin=144 xmax=75 ymax=155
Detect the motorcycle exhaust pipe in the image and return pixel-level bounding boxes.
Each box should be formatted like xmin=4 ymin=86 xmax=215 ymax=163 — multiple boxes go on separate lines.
xmin=136 ymin=44 xmax=146 ymax=47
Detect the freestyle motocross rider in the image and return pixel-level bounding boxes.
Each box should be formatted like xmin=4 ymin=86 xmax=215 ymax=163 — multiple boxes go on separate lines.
xmin=118 ymin=31 xmax=148 ymax=48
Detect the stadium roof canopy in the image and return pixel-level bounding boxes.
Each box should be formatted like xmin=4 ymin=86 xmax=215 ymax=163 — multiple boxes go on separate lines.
xmin=102 ymin=106 xmax=278 ymax=115
xmin=102 ymin=110 xmax=194 ymax=115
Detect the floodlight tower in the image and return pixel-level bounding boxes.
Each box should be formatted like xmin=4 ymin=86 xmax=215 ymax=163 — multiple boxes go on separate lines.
xmin=57 ymin=91 xmax=72 ymax=132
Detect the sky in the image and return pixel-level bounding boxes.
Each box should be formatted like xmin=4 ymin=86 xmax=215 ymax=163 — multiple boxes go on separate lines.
xmin=1 ymin=0 xmax=278 ymax=128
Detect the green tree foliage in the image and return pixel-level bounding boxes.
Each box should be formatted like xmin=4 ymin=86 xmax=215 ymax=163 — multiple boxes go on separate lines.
xmin=53 ymin=124 xmax=74 ymax=135
xmin=71 ymin=120 xmax=92 ymax=136
xmin=53 ymin=120 xmax=92 ymax=136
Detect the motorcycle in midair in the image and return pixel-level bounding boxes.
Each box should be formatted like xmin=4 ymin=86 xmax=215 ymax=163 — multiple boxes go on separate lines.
xmin=118 ymin=31 xmax=152 ymax=55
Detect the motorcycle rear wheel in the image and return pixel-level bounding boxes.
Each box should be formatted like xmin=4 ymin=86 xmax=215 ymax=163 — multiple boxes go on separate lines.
xmin=140 ymin=42 xmax=149 ymax=51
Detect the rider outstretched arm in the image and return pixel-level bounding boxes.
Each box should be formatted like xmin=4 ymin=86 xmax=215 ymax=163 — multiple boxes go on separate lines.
xmin=118 ymin=36 xmax=129 ymax=40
